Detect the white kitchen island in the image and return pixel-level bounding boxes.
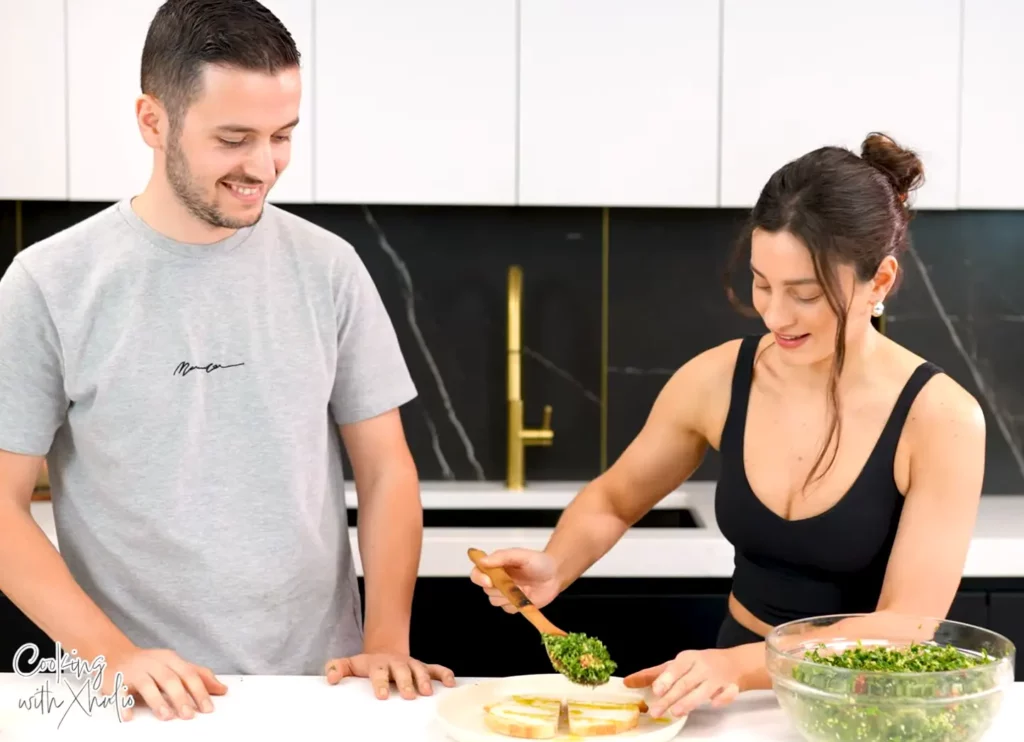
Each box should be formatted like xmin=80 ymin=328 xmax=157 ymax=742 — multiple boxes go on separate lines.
xmin=13 ymin=481 xmax=1024 ymax=740
xmin=0 ymin=672 xmax=1020 ymax=741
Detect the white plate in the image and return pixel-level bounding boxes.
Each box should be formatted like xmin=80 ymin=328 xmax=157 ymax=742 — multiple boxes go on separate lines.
xmin=434 ymin=674 xmax=688 ymax=741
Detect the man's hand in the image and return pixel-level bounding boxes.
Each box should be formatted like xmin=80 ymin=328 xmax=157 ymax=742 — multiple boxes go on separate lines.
xmin=99 ymin=646 xmax=227 ymax=721
xmin=324 ymin=652 xmax=455 ymax=699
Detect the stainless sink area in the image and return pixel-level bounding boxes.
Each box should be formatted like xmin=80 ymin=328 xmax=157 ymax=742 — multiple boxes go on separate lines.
xmin=345 ymin=508 xmax=701 ymax=528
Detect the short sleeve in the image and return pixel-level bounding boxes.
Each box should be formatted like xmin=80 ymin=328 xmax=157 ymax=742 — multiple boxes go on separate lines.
xmin=0 ymin=259 xmax=68 ymax=455
xmin=329 ymin=251 xmax=417 ymax=426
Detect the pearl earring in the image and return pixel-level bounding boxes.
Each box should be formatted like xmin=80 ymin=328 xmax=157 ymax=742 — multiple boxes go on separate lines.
xmin=871 ymin=301 xmax=885 ymax=317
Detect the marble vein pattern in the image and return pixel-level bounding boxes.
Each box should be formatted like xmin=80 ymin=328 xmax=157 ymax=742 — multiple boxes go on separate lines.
xmin=361 ymin=206 xmax=485 ymax=481
xmin=906 ymin=243 xmax=1024 ymax=483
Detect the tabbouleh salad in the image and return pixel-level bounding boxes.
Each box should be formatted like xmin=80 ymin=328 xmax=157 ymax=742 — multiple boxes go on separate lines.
xmin=778 ymin=640 xmax=1005 ymax=742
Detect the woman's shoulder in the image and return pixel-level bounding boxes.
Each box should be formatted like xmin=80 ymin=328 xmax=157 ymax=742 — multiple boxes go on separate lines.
xmin=885 ymin=341 xmax=985 ymax=446
xmin=665 ymin=335 xmax=763 ymax=388
xmin=879 ymin=342 xmax=986 ymax=502
xmin=654 ymin=335 xmax=765 ymax=441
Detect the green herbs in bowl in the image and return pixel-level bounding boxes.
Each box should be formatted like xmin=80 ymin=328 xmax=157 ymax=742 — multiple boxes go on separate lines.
xmin=766 ymin=613 xmax=1015 ymax=742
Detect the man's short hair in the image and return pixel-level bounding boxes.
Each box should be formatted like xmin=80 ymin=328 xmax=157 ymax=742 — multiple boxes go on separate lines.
xmin=140 ymin=0 xmax=301 ymax=130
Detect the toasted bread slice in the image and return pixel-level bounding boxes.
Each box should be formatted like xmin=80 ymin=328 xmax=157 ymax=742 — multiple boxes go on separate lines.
xmin=483 ymin=697 xmax=561 ymax=739
xmin=509 ymin=695 xmax=563 ymax=710
xmin=566 ymin=700 xmax=641 ymax=736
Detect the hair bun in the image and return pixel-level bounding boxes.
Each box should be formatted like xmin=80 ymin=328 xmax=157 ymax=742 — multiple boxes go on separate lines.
xmin=860 ymin=132 xmax=925 ymax=202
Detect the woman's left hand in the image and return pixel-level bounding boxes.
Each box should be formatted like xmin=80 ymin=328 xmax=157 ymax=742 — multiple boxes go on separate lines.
xmin=623 ymin=648 xmax=742 ymax=718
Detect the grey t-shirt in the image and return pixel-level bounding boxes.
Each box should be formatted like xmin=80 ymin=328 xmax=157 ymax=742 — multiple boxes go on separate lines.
xmin=0 ymin=199 xmax=417 ymax=674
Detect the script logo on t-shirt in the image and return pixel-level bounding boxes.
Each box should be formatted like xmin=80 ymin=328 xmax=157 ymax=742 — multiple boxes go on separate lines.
xmin=173 ymin=361 xmax=245 ymax=377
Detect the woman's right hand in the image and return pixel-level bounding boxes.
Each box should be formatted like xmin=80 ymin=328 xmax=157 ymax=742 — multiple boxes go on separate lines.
xmin=469 ymin=548 xmax=562 ymax=612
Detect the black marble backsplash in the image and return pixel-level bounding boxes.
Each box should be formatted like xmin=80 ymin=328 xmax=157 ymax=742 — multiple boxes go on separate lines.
xmin=2 ymin=200 xmax=1023 ymax=493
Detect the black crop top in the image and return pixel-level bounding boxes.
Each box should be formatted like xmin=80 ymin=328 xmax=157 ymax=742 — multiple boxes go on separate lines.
xmin=714 ymin=335 xmax=942 ymax=627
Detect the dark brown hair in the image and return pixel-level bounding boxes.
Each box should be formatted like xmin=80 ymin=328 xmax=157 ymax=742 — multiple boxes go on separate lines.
xmin=141 ymin=0 xmax=300 ymax=132
xmin=725 ymin=132 xmax=925 ymax=493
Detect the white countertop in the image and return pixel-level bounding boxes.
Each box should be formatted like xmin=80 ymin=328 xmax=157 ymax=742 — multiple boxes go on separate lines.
xmin=29 ymin=481 xmax=1024 ymax=578
xmin=0 ymin=672 xmax=1020 ymax=741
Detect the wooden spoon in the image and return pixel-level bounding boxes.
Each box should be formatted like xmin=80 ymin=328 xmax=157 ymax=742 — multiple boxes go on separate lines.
xmin=468 ymin=547 xmax=568 ymax=638
xmin=467 ymin=548 xmax=634 ymax=699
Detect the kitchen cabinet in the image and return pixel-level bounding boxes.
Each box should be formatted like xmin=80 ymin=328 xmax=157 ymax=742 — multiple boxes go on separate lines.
xmin=406 ymin=580 xmax=1021 ymax=679
xmin=946 ymin=590 xmax=989 ymax=631
xmin=987 ymin=593 xmax=1024 ymax=677
xmin=5 ymin=1 xmax=1019 ymax=212
xmin=719 ymin=0 xmax=961 ymax=210
xmin=548 ymin=594 xmax=729 ymax=673
xmin=66 ymin=0 xmax=164 ymax=202
xmin=312 ymin=1 xmax=517 ymax=206
xmin=517 ymin=0 xmax=720 ymax=207
xmin=406 ymin=579 xmax=981 ymax=678
xmin=0 ymin=579 xmax=1018 ymax=678
xmin=0 ymin=591 xmax=53 ymax=675
xmin=0 ymin=0 xmax=67 ymax=201
xmin=958 ymin=0 xmax=1024 ymax=209
xmin=407 ymin=578 xmax=733 ymax=678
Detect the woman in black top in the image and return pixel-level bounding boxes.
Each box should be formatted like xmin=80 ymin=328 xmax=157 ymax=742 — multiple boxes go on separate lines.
xmin=469 ymin=132 xmax=986 ymax=719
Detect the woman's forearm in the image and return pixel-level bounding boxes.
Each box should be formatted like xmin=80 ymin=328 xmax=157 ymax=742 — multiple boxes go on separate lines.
xmin=543 ymin=481 xmax=632 ymax=593
xmin=723 ymin=609 xmax=940 ymax=693
xmin=725 ymin=641 xmax=774 ymax=692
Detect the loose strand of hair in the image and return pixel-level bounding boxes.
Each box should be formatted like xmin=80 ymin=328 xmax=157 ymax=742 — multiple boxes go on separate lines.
xmin=800 ymin=239 xmax=847 ymax=495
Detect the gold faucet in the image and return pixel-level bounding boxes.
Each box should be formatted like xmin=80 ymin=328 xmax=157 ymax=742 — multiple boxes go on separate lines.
xmin=507 ymin=265 xmax=553 ymax=490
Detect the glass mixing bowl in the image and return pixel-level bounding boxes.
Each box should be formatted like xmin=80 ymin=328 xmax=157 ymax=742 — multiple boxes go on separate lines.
xmin=766 ymin=613 xmax=1015 ymax=742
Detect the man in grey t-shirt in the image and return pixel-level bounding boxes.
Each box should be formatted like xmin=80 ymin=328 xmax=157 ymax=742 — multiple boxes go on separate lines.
xmin=0 ymin=0 xmax=453 ymax=722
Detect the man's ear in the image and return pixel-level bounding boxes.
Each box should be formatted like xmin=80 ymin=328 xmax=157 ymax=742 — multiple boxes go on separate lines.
xmin=136 ymin=94 xmax=168 ymax=150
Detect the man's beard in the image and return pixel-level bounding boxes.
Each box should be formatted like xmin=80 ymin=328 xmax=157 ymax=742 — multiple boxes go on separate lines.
xmin=165 ymin=135 xmax=264 ymax=231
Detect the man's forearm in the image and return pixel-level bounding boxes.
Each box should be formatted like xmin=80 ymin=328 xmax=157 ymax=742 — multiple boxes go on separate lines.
xmin=356 ymin=467 xmax=421 ymax=655
xmin=0 ymin=501 xmax=136 ymax=666
xmin=543 ymin=482 xmax=631 ymax=593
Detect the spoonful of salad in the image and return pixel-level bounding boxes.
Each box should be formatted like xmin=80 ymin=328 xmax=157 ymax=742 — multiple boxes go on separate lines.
xmin=467 ymin=547 xmax=617 ymax=687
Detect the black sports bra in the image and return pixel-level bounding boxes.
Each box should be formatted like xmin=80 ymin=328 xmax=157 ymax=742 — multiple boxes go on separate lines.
xmin=714 ymin=335 xmax=943 ymax=626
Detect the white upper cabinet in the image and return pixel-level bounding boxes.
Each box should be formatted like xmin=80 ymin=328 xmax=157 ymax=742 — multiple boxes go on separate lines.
xmin=258 ymin=0 xmax=314 ymax=204
xmin=959 ymin=0 xmax=1024 ymax=209
xmin=66 ymin=0 xmax=164 ymax=202
xmin=720 ymin=0 xmax=961 ymax=210
xmin=0 ymin=0 xmax=67 ymax=200
xmin=517 ymin=0 xmax=721 ymax=207
xmin=313 ymin=1 xmax=517 ymax=205
xmin=11 ymin=0 xmax=1022 ymax=212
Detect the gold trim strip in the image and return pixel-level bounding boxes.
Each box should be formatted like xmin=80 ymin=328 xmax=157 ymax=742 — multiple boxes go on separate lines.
xmin=600 ymin=207 xmax=609 ymax=472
